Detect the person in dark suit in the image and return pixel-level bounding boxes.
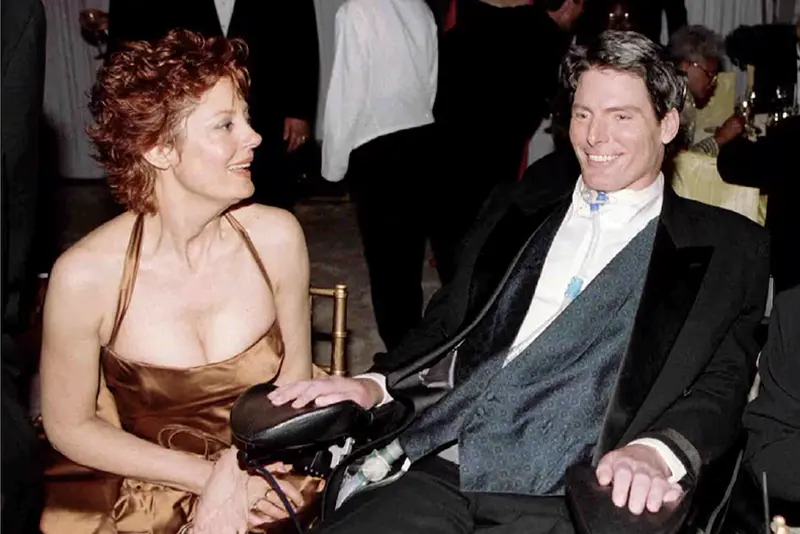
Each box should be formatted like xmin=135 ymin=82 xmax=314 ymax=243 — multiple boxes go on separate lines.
xmin=742 ymin=284 xmax=800 ymax=510
xmin=107 ymin=0 xmax=319 ymax=211
xmin=432 ymin=0 xmax=584 ymax=284
xmin=269 ymin=31 xmax=770 ymax=533
xmin=718 ymin=115 xmax=800 ymax=295
xmin=1 ymin=0 xmax=47 ymax=532
xmin=578 ymin=0 xmax=686 ymax=45
xmin=635 ymin=0 xmax=686 ymax=43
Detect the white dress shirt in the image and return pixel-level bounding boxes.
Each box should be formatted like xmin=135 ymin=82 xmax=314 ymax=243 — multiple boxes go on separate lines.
xmin=361 ymin=174 xmax=687 ymax=483
xmin=506 ymin=174 xmax=664 ymax=363
xmin=213 ymin=0 xmax=235 ymax=36
xmin=321 ymin=0 xmax=438 ymax=182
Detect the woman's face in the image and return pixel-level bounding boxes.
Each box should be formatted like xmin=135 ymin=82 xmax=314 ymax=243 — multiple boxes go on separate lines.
xmin=168 ymin=77 xmax=262 ymax=206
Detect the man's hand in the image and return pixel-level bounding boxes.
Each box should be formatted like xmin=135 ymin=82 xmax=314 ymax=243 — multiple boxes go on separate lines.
xmin=268 ymin=376 xmax=384 ymax=410
xmin=283 ymin=117 xmax=310 ymax=153
xmin=595 ymin=444 xmax=684 ymax=515
xmin=714 ymin=114 xmax=746 ymax=146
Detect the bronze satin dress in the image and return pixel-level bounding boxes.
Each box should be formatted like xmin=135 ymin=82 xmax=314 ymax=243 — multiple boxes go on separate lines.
xmin=41 ymin=213 xmax=324 ymax=534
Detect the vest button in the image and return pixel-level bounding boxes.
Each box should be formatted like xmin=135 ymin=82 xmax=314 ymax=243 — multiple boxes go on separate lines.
xmin=475 ymin=407 xmax=486 ymax=417
xmin=485 ymin=392 xmax=496 ymax=401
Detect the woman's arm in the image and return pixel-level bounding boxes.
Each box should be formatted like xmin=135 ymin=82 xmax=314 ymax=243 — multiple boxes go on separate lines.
xmin=254 ymin=209 xmax=313 ymax=384
xmin=40 ymin=248 xmax=214 ymax=494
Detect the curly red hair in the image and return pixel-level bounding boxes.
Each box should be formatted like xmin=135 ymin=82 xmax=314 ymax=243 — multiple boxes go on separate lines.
xmin=87 ymin=29 xmax=250 ymax=214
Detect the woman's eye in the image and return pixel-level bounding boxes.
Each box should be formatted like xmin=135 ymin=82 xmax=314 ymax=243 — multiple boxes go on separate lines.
xmin=219 ymin=121 xmax=233 ymax=130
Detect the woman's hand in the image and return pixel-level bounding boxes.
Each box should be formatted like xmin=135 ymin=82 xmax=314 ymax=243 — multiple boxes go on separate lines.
xmin=268 ymin=376 xmax=384 ymax=410
xmin=246 ymin=462 xmax=306 ymax=525
xmin=193 ymin=448 xmax=249 ymax=534
xmin=194 ymin=451 xmax=306 ymax=532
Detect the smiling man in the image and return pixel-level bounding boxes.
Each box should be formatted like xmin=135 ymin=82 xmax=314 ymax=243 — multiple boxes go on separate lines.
xmin=270 ymin=31 xmax=770 ymax=533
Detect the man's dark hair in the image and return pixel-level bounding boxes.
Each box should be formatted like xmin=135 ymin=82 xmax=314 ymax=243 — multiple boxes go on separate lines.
xmin=562 ymin=30 xmax=687 ymax=120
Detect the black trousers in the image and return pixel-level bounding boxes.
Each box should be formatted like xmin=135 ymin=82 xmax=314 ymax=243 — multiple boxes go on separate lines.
xmin=315 ymin=456 xmax=574 ymax=534
xmin=347 ymin=124 xmax=453 ymax=351
xmin=249 ymin=119 xmax=299 ymax=212
xmin=1 ymin=337 xmax=44 ymax=534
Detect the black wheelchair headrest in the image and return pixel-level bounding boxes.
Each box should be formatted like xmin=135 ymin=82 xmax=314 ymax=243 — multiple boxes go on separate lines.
xmin=230 ymin=382 xmax=372 ymax=471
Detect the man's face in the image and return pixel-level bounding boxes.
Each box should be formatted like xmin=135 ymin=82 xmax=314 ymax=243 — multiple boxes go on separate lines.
xmin=569 ymin=67 xmax=679 ymax=192
xmin=683 ymin=58 xmax=719 ymax=108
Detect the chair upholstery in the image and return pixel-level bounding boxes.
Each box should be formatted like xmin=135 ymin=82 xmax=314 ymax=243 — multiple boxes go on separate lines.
xmin=671 ymin=151 xmax=767 ymax=226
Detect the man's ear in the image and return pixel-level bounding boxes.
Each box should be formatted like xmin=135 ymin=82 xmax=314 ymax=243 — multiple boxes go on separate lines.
xmin=660 ymin=108 xmax=681 ymax=145
xmin=143 ymin=144 xmax=176 ymax=171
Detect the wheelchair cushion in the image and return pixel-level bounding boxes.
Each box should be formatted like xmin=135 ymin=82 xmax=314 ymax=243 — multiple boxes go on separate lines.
xmin=230 ymin=382 xmax=372 ymax=454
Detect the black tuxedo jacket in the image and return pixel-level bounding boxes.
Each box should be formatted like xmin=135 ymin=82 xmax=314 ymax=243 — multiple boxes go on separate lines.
xmin=2 ymin=0 xmax=45 ymax=336
xmin=743 ymin=284 xmax=800 ymax=503
xmin=371 ymin=171 xmax=769 ymax=482
xmin=107 ymin=0 xmax=319 ymax=139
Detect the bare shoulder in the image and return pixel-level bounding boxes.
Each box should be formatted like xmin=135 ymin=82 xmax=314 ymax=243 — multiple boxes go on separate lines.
xmin=228 ymin=203 xmax=307 ymax=252
xmin=49 ymin=212 xmax=138 ymax=298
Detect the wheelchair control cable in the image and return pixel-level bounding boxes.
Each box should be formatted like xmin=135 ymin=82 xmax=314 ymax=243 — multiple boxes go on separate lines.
xmin=249 ymin=462 xmax=304 ymax=534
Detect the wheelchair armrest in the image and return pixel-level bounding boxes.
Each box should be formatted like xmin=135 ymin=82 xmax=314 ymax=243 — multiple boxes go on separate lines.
xmin=565 ymin=463 xmax=693 ymax=534
xmin=230 ymin=382 xmax=373 ymax=465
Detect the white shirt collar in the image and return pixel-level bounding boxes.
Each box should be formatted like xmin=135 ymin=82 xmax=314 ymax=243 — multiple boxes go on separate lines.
xmin=571 ymin=172 xmax=664 ymax=224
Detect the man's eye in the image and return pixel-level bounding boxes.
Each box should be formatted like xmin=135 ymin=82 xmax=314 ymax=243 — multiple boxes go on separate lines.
xmin=615 ymin=114 xmax=631 ymax=121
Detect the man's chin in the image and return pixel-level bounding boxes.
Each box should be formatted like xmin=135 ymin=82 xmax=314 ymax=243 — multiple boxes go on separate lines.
xmin=581 ymin=169 xmax=627 ymax=193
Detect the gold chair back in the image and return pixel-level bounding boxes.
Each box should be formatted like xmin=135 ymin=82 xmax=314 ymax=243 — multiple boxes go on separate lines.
xmin=310 ymin=284 xmax=349 ymax=376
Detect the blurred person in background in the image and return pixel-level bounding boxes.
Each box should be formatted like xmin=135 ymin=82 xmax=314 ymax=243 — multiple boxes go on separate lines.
xmin=669 ymin=25 xmax=745 ymax=156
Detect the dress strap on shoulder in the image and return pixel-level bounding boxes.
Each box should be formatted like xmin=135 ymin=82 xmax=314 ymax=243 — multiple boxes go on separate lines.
xmin=224 ymin=212 xmax=276 ymax=294
xmin=108 ymin=214 xmax=145 ymax=349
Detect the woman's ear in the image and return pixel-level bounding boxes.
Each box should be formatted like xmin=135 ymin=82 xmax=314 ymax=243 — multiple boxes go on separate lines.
xmin=660 ymin=108 xmax=681 ymax=145
xmin=143 ymin=144 xmax=177 ymax=170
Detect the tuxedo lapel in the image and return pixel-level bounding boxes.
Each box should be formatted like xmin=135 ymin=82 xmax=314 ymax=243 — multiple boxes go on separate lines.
xmin=389 ymin=193 xmax=571 ymax=391
xmin=227 ymin=0 xmax=250 ymax=37
xmin=467 ymin=198 xmax=568 ymax=320
xmin=455 ymin=198 xmax=571 ymax=379
xmin=595 ymin=192 xmax=713 ymax=457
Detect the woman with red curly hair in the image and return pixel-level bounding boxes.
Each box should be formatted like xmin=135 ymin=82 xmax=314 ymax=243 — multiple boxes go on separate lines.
xmin=38 ymin=29 xmax=320 ymax=533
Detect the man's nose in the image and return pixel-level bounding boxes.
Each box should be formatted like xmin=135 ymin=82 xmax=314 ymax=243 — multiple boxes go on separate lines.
xmin=587 ymin=118 xmax=608 ymax=146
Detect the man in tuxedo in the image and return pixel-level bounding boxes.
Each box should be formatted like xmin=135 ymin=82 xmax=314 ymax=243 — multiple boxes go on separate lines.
xmin=107 ymin=0 xmax=319 ymax=211
xmin=743 ymin=284 xmax=800 ymax=508
xmin=270 ymin=31 xmax=769 ymax=532
xmin=2 ymin=0 xmax=47 ymax=531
